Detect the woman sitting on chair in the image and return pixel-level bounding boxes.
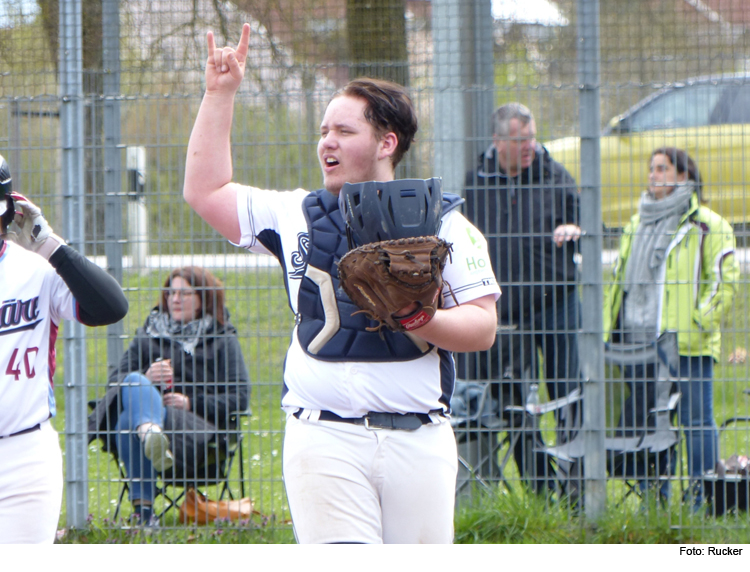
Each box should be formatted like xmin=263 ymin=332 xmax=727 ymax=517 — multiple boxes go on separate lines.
xmin=90 ymin=266 xmax=250 ymax=526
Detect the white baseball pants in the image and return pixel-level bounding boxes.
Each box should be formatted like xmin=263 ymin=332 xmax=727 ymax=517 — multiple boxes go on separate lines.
xmin=283 ymin=414 xmax=457 ymax=544
xmin=0 ymin=421 xmax=63 ymax=544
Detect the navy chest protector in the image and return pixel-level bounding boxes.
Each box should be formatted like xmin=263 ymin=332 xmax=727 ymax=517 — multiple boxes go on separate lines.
xmin=296 ymin=189 xmax=463 ymax=361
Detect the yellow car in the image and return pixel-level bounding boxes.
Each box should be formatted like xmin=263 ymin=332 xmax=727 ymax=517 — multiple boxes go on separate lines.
xmin=544 ymin=74 xmax=750 ymax=230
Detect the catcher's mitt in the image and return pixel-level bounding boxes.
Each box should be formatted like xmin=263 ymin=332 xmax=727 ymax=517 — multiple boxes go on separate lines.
xmin=337 ymin=236 xmax=453 ymax=333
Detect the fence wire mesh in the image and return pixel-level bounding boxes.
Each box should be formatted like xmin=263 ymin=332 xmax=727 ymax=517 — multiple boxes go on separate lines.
xmin=1 ymin=0 xmax=749 ymax=540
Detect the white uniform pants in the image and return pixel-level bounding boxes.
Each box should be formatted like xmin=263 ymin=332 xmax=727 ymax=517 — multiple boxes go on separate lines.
xmin=283 ymin=414 xmax=457 ymax=544
xmin=0 ymin=421 xmax=63 ymax=544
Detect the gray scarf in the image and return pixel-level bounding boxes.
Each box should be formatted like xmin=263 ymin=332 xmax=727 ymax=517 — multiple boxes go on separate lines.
xmin=623 ymin=181 xmax=694 ymax=293
xmin=144 ymin=309 xmax=213 ymax=356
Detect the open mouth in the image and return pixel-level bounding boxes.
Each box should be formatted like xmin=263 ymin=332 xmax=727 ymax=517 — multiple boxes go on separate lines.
xmin=325 ymin=157 xmax=339 ymax=167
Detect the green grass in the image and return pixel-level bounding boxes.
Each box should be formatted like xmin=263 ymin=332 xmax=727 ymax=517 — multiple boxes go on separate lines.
xmin=454 ymin=488 xmax=750 ymax=544
xmin=58 ymin=518 xmax=296 ymax=544
xmin=51 ymin=267 xmax=750 ymax=543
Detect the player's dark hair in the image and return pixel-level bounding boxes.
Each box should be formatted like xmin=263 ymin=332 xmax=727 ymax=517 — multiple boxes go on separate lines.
xmin=651 ymin=146 xmax=703 ymax=202
xmin=160 ymin=266 xmax=226 ymax=325
xmin=334 ymin=78 xmax=418 ymax=168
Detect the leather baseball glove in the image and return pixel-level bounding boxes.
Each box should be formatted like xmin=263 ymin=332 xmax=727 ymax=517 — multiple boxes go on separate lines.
xmin=337 ymin=236 xmax=452 ymax=333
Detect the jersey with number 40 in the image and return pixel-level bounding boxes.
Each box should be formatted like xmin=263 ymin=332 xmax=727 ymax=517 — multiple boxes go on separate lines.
xmin=0 ymin=241 xmax=77 ymax=437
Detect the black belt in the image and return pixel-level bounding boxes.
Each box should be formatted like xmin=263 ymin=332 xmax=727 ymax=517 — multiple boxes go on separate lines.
xmin=1 ymin=423 xmax=41 ymax=439
xmin=293 ymin=409 xmax=437 ymax=431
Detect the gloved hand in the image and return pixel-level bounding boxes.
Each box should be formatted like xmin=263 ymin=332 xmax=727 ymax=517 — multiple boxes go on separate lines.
xmin=10 ymin=192 xmax=64 ymax=259
xmin=337 ymin=236 xmax=453 ymax=333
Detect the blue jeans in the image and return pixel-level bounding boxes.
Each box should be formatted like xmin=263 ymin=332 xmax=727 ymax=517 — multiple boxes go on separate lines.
xmin=676 ymin=355 xmax=718 ymax=504
xmin=531 ymin=288 xmax=581 ymax=411
xmin=456 ymin=288 xmax=581 ymax=395
xmin=114 ymin=373 xmax=166 ymax=503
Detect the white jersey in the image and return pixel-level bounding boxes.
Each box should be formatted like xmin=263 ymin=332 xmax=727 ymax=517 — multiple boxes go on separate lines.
xmin=0 ymin=241 xmax=76 ymax=437
xmin=236 ymin=186 xmax=500 ymax=418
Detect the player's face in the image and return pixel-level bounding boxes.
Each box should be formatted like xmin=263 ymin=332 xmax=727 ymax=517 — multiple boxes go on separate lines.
xmin=166 ymin=276 xmax=201 ymax=322
xmin=494 ymin=118 xmax=536 ymax=178
xmin=318 ymin=95 xmax=393 ymax=195
xmin=649 ymin=153 xmax=686 ymax=199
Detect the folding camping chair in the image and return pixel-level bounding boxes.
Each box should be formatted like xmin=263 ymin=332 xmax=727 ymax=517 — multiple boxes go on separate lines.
xmin=112 ymin=409 xmax=250 ymax=521
xmin=451 ymin=378 xmax=582 ymax=499
xmin=451 ymin=324 xmax=582 ymax=501
xmin=543 ymin=331 xmax=682 ymax=506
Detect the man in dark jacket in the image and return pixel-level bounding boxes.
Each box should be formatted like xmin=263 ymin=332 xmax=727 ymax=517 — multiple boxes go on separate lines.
xmin=457 ymin=102 xmax=581 ymax=494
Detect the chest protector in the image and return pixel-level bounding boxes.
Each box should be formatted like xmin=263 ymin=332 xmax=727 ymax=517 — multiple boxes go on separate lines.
xmin=296 ymin=189 xmax=463 ymax=362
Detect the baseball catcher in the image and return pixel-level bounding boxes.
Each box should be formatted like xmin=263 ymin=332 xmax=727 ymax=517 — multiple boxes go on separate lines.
xmin=338 ymin=178 xmax=454 ymax=333
xmin=185 ymin=53 xmax=501 ymax=543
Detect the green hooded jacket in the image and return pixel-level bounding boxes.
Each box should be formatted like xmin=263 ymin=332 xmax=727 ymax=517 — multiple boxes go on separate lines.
xmin=603 ymin=192 xmax=739 ymax=361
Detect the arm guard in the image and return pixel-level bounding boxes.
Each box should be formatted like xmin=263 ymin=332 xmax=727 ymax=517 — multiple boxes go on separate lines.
xmin=49 ymin=245 xmax=129 ymax=326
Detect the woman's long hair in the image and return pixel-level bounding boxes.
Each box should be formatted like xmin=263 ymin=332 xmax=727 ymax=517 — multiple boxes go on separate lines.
xmin=159 ymin=266 xmax=226 ymax=325
xmin=651 ymin=146 xmax=704 ymax=202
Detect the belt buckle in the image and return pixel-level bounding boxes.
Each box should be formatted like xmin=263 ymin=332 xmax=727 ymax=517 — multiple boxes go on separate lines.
xmin=364 ymin=412 xmax=424 ymax=431
xmin=363 ymin=412 xmax=390 ymax=430
xmin=363 ymin=414 xmax=375 ymax=430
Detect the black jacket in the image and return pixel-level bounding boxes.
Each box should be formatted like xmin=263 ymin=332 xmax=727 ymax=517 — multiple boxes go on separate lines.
xmin=88 ymin=309 xmax=250 ymax=478
xmin=107 ymin=308 xmax=250 ymax=427
xmin=464 ymin=144 xmax=580 ymax=323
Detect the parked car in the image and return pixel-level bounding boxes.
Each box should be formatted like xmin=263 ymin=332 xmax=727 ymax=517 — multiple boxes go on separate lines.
xmin=544 ymin=73 xmax=750 ymax=230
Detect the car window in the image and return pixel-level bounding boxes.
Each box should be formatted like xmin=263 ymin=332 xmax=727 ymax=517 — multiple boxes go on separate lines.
xmin=714 ymin=84 xmax=750 ymax=124
xmin=627 ymin=84 xmax=725 ymax=131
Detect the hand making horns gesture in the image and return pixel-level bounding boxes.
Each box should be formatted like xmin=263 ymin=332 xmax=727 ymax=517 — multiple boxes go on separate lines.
xmin=205 ymin=23 xmax=251 ymax=94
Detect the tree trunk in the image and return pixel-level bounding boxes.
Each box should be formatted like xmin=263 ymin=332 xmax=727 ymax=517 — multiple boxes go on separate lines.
xmin=346 ymin=0 xmax=409 ymax=86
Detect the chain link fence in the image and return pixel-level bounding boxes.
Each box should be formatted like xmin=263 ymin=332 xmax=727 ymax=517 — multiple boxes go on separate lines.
xmin=1 ymin=0 xmax=749 ymax=537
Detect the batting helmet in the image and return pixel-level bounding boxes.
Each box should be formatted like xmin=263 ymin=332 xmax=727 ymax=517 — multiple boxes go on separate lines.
xmin=339 ymin=177 xmax=443 ymax=248
xmin=0 ymin=153 xmax=13 ymax=229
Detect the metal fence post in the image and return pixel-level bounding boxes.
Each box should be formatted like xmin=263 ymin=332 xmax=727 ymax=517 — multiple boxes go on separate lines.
xmin=433 ymin=0 xmax=494 ymax=196
xmin=103 ymin=0 xmax=125 ymax=370
xmin=577 ymin=0 xmax=606 ymax=520
xmin=60 ymin=0 xmax=89 ymax=529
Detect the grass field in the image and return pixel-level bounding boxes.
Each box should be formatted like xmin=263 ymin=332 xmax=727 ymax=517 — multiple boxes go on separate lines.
xmin=51 ymin=267 xmax=750 ymax=543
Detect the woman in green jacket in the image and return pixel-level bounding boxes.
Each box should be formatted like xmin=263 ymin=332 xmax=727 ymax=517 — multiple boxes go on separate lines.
xmin=603 ymin=147 xmax=739 ymax=507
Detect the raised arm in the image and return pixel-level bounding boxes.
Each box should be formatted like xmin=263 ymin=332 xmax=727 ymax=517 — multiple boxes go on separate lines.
xmin=183 ymin=23 xmax=252 ymax=244
xmin=11 ymin=192 xmax=128 ymax=326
